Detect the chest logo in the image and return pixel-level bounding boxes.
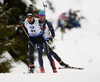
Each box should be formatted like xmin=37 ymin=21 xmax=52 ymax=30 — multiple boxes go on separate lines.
xmin=30 ymin=26 xmax=34 ymax=29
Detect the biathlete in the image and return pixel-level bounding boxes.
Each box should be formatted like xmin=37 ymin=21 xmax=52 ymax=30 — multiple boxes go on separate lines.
xmin=37 ymin=10 xmax=57 ymax=73
xmin=19 ymin=11 xmax=69 ymax=73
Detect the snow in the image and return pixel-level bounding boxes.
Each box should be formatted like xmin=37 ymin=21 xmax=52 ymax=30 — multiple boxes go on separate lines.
xmin=1 ymin=0 xmax=100 ymax=82
xmin=22 ymin=0 xmax=32 ymax=6
xmin=0 ymin=0 xmax=4 ymax=4
xmin=0 ymin=73 xmax=100 ymax=82
xmin=10 ymin=61 xmax=28 ymax=73
xmin=0 ymin=52 xmax=12 ymax=63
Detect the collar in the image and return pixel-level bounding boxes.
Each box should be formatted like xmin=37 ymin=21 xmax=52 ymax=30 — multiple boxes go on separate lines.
xmin=28 ymin=19 xmax=35 ymax=24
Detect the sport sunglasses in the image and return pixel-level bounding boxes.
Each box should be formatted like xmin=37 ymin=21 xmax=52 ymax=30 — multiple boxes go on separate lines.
xmin=39 ymin=15 xmax=45 ymax=17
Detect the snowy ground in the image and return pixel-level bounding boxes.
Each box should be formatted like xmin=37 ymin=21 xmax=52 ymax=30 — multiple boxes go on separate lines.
xmin=0 ymin=0 xmax=100 ymax=82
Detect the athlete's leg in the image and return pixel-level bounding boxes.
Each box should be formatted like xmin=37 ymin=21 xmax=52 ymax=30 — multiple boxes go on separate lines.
xmin=36 ymin=44 xmax=44 ymax=67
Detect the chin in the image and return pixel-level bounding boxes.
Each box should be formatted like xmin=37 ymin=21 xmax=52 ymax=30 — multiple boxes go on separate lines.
xmin=29 ymin=21 xmax=32 ymax=23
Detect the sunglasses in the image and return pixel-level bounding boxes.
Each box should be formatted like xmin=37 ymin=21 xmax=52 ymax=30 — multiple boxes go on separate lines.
xmin=39 ymin=15 xmax=45 ymax=17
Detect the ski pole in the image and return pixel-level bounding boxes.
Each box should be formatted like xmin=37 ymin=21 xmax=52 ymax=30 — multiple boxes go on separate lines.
xmin=19 ymin=16 xmax=29 ymax=38
xmin=43 ymin=2 xmax=47 ymax=18
xmin=19 ymin=25 xmax=35 ymax=47
xmin=20 ymin=25 xmax=35 ymax=73
xmin=43 ymin=3 xmax=58 ymax=41
xmin=43 ymin=31 xmax=58 ymax=41
xmin=21 ymin=26 xmax=29 ymax=38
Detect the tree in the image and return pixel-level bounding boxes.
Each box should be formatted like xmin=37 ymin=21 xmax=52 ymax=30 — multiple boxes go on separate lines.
xmin=0 ymin=0 xmax=39 ymax=73
xmin=0 ymin=3 xmax=14 ymax=73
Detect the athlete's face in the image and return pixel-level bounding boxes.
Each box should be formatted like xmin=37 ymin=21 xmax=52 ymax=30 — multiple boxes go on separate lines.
xmin=39 ymin=15 xmax=45 ymax=20
xmin=27 ymin=16 xmax=34 ymax=23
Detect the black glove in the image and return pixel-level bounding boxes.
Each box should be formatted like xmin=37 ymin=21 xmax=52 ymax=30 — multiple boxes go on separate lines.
xmin=19 ymin=18 xmax=25 ymax=27
xmin=49 ymin=37 xmax=53 ymax=43
xmin=41 ymin=26 xmax=46 ymax=31
xmin=19 ymin=23 xmax=24 ymax=27
xmin=41 ymin=20 xmax=47 ymax=31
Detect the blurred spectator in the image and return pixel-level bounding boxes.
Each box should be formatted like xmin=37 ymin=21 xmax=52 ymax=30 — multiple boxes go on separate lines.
xmin=56 ymin=13 xmax=68 ymax=32
xmin=67 ymin=9 xmax=81 ymax=28
xmin=56 ymin=9 xmax=82 ymax=31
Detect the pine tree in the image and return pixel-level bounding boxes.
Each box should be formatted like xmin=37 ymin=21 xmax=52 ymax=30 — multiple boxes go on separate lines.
xmin=0 ymin=3 xmax=14 ymax=73
xmin=0 ymin=0 xmax=39 ymax=73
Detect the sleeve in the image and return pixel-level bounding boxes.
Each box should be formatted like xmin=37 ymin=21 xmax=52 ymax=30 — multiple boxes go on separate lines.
xmin=47 ymin=21 xmax=55 ymax=38
xmin=24 ymin=18 xmax=28 ymax=28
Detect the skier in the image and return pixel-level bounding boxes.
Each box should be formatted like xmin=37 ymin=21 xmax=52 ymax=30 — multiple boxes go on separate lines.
xmin=38 ymin=10 xmax=69 ymax=69
xmin=56 ymin=13 xmax=68 ymax=32
xmin=19 ymin=11 xmax=69 ymax=73
xmin=68 ymin=9 xmax=81 ymax=28
xmin=37 ymin=10 xmax=57 ymax=73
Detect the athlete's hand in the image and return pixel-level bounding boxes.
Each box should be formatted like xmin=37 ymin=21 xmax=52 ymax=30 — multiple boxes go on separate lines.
xmin=49 ymin=37 xmax=53 ymax=43
xmin=41 ymin=27 xmax=46 ymax=31
xmin=41 ymin=20 xmax=46 ymax=31
xmin=19 ymin=18 xmax=24 ymax=27
xmin=19 ymin=23 xmax=23 ymax=27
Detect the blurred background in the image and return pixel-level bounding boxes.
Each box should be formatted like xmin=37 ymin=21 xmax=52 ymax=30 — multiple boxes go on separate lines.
xmin=0 ymin=0 xmax=100 ymax=79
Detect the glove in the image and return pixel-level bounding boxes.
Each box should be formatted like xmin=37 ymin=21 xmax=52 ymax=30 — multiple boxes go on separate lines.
xmin=41 ymin=20 xmax=46 ymax=31
xmin=19 ymin=23 xmax=24 ymax=27
xmin=19 ymin=18 xmax=25 ymax=27
xmin=49 ymin=37 xmax=53 ymax=43
xmin=41 ymin=27 xmax=46 ymax=31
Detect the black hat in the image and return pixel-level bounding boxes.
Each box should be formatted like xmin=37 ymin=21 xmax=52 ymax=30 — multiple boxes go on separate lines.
xmin=27 ymin=12 xmax=34 ymax=17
